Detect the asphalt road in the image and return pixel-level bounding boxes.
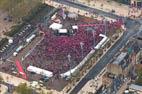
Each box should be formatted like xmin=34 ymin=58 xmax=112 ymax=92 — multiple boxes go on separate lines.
xmin=54 ymin=0 xmax=122 ymax=19
xmin=51 ymin=0 xmax=141 ymax=94
xmin=69 ymin=26 xmax=138 ymax=94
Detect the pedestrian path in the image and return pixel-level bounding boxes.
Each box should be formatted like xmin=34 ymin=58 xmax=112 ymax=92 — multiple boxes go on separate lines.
xmin=45 ymin=0 xmax=116 ymax=21
xmin=76 ymin=0 xmax=142 ymax=18
xmin=0 ymin=72 xmax=29 ymax=86
xmin=0 ymin=72 xmax=62 ymax=94
xmin=116 ymin=79 xmax=130 ymax=94
xmin=78 ymin=68 xmax=106 ymax=94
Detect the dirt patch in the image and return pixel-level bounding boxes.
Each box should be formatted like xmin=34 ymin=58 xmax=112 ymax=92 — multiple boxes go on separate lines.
xmin=0 ymin=10 xmax=14 ymax=39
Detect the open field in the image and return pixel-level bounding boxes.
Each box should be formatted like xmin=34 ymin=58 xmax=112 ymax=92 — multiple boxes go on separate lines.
xmin=0 ymin=0 xmax=42 ymax=22
xmin=0 ymin=10 xmax=14 ymax=40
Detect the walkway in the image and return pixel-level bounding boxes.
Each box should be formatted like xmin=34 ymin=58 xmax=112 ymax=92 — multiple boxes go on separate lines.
xmin=75 ymin=0 xmax=141 ymax=17
xmin=0 ymin=72 xmax=29 ymax=86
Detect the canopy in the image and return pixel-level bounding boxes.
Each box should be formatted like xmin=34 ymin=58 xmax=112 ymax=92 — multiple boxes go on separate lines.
xmin=94 ymin=34 xmax=109 ymax=49
xmin=27 ymin=66 xmax=53 ymax=78
xmin=49 ymin=23 xmax=63 ymax=30
xmin=58 ymin=29 xmax=68 ymax=33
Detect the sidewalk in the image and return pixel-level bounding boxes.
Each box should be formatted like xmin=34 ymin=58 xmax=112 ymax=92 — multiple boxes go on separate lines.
xmin=45 ymin=0 xmax=116 ymax=21
xmin=0 ymin=72 xmax=62 ymax=94
xmin=76 ymin=0 xmax=141 ymax=18
xmin=116 ymin=79 xmax=130 ymax=94
xmin=78 ymin=68 xmax=106 ymax=94
xmin=0 ymin=72 xmax=29 ymax=86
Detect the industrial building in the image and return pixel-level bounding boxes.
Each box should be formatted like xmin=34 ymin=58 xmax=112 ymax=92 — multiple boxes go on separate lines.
xmin=107 ymin=52 xmax=132 ymax=76
xmin=129 ymin=84 xmax=142 ymax=94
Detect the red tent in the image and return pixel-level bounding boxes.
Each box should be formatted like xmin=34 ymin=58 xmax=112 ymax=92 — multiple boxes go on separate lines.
xmin=15 ymin=60 xmax=27 ymax=80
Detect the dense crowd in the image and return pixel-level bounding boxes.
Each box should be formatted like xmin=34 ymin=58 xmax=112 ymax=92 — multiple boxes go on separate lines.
xmin=24 ymin=27 xmax=95 ymax=74
xmin=23 ymin=15 xmax=123 ymax=76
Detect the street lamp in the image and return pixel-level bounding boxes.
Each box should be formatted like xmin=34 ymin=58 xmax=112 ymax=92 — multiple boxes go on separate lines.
xmin=80 ymin=42 xmax=84 ymax=59
xmin=92 ymin=31 xmax=96 ymax=47
xmin=67 ymin=54 xmax=72 ymax=77
xmin=67 ymin=54 xmax=71 ymax=63
xmin=104 ymin=19 xmax=108 ymax=35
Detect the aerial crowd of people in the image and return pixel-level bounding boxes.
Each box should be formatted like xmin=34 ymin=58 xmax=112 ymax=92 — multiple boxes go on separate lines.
xmin=23 ymin=15 xmax=123 ymax=77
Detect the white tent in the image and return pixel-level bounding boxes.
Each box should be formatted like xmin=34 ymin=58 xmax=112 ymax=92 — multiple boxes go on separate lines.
xmin=72 ymin=25 xmax=78 ymax=29
xmin=27 ymin=66 xmax=53 ymax=78
xmin=49 ymin=23 xmax=63 ymax=30
xmin=13 ymin=52 xmax=18 ymax=56
xmin=60 ymin=50 xmax=95 ymax=79
xmin=16 ymin=45 xmax=24 ymax=52
xmin=60 ymin=67 xmax=78 ymax=78
xmin=51 ymin=13 xmax=57 ymax=20
xmin=26 ymin=34 xmax=36 ymax=43
xmin=8 ymin=39 xmax=13 ymax=44
xmin=58 ymin=29 xmax=68 ymax=34
xmin=94 ymin=34 xmax=109 ymax=49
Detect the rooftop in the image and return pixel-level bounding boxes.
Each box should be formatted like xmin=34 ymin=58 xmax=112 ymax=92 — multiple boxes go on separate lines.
xmin=129 ymin=84 xmax=142 ymax=91
xmin=112 ymin=52 xmax=127 ymax=65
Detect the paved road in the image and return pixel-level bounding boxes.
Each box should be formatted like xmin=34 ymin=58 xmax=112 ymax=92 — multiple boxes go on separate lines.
xmin=69 ymin=25 xmax=139 ymax=94
xmin=51 ymin=1 xmax=141 ymax=94
xmin=54 ymin=0 xmax=123 ymax=19
xmin=51 ymin=0 xmax=142 ymax=94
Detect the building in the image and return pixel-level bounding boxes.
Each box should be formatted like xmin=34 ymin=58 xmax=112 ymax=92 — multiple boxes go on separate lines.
xmin=107 ymin=52 xmax=132 ymax=76
xmin=136 ymin=50 xmax=142 ymax=64
xmin=0 ymin=84 xmax=8 ymax=94
xmin=129 ymin=84 xmax=142 ymax=94
xmin=102 ymin=73 xmax=113 ymax=87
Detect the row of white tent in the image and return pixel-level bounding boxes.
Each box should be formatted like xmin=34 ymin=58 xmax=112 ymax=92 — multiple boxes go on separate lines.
xmin=49 ymin=23 xmax=69 ymax=34
xmin=49 ymin=23 xmax=79 ymax=30
xmin=49 ymin=22 xmax=78 ymax=34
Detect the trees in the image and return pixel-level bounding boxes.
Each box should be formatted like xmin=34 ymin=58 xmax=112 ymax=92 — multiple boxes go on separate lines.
xmin=0 ymin=76 xmax=3 ymax=82
xmin=15 ymin=83 xmax=33 ymax=94
xmin=135 ymin=67 xmax=142 ymax=85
